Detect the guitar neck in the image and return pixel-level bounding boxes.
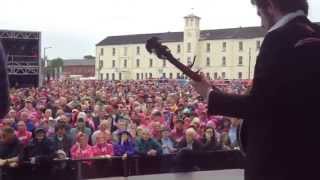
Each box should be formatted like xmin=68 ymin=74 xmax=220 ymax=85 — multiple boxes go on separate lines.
xmin=166 ymin=54 xmax=202 ymax=82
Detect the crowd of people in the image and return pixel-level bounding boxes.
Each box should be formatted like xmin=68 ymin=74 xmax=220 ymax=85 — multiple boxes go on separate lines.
xmin=0 ymin=79 xmax=250 ymax=168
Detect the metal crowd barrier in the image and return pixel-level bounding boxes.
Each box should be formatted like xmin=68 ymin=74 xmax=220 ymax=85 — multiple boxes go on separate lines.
xmin=0 ymin=150 xmax=244 ymax=180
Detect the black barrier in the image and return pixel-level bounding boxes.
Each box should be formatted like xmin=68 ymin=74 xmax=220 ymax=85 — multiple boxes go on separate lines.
xmin=0 ymin=150 xmax=244 ymax=180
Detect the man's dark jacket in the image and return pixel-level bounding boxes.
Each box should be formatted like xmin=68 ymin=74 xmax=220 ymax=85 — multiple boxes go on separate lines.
xmin=208 ymin=16 xmax=320 ymax=180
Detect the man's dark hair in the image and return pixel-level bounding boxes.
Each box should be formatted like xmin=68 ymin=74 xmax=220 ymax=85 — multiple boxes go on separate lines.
xmin=55 ymin=124 xmax=66 ymax=132
xmin=251 ymin=0 xmax=309 ymax=15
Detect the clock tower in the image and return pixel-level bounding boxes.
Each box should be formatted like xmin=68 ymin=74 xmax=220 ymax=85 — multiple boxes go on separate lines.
xmin=183 ymin=14 xmax=201 ymax=68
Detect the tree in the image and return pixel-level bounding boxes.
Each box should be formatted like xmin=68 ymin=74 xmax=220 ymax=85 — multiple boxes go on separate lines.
xmin=84 ymin=55 xmax=95 ymax=60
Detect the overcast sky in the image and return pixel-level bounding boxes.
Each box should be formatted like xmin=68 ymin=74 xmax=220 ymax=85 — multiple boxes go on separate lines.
xmin=1 ymin=0 xmax=319 ymax=59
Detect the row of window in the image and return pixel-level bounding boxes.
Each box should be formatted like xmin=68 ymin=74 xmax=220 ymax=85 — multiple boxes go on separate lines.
xmin=100 ymin=72 xmax=244 ymax=80
xmin=99 ymin=41 xmax=261 ymax=56
xmin=103 ymin=56 xmax=248 ymax=69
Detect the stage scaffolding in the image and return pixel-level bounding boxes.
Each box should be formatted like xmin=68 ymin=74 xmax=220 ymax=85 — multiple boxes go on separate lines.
xmin=0 ymin=30 xmax=42 ymax=87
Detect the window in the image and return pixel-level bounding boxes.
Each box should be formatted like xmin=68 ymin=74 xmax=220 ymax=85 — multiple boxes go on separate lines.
xmin=149 ymin=59 xmax=153 ymax=67
xmin=136 ymin=73 xmax=140 ymax=80
xmin=163 ymin=60 xmax=166 ymax=67
xmin=136 ymin=59 xmax=140 ymax=68
xmin=106 ymin=73 xmax=109 ymax=80
xmin=187 ymin=57 xmax=192 ymax=65
xmin=187 ymin=43 xmax=191 ymax=53
xmin=99 ymin=60 xmax=103 ymax=68
xmin=145 ymin=73 xmax=148 ymax=79
xmin=149 ymin=73 xmax=152 ymax=79
xmin=239 ymin=41 xmax=243 ymax=51
xmin=238 ymin=56 xmax=243 ymax=66
xmin=206 ymin=72 xmax=210 ymax=79
xmin=222 ymin=72 xmax=226 ymax=79
xmin=206 ymin=57 xmax=210 ymax=66
xmin=163 ymin=73 xmax=166 ymax=78
xmin=136 ymin=46 xmax=140 ymax=55
xmin=123 ymin=47 xmax=128 ymax=56
xmin=124 ymin=59 xmax=127 ymax=68
xmin=100 ymin=48 xmax=104 ymax=56
xmin=214 ymin=72 xmax=218 ymax=80
xmin=222 ymin=57 xmax=226 ymax=66
xmin=177 ymin=73 xmax=180 ymax=79
xmin=119 ymin=73 xmax=122 ymax=80
xmin=112 ymin=73 xmax=115 ymax=80
xmin=141 ymin=73 xmax=144 ymax=80
xmin=206 ymin=43 xmax=211 ymax=52
xmin=222 ymin=42 xmax=227 ymax=52
xmin=112 ymin=60 xmax=116 ymax=68
xmin=238 ymin=72 xmax=243 ymax=79
xmin=112 ymin=48 xmax=116 ymax=56
xmin=177 ymin=44 xmax=181 ymax=53
xmin=100 ymin=73 xmax=104 ymax=80
xmin=169 ymin=73 xmax=173 ymax=79
xmin=257 ymin=40 xmax=261 ymax=51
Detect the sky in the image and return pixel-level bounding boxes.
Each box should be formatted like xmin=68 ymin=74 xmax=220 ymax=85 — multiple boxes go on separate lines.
xmin=0 ymin=0 xmax=319 ymax=59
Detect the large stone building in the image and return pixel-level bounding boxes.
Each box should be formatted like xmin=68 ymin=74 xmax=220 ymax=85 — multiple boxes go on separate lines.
xmin=96 ymin=14 xmax=266 ymax=80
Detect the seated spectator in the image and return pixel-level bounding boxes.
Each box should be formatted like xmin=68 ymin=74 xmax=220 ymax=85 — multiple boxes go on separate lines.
xmin=70 ymin=118 xmax=92 ymax=143
xmin=201 ymin=127 xmax=222 ymax=152
xmin=92 ymin=132 xmax=113 ymax=158
xmin=91 ymin=120 xmax=111 ymax=145
xmin=135 ymin=128 xmax=162 ymax=156
xmin=114 ymin=130 xmax=135 ymax=158
xmin=56 ymin=115 xmax=72 ymax=134
xmin=160 ymin=128 xmax=177 ymax=155
xmin=21 ymin=128 xmax=55 ymax=164
xmin=0 ymin=127 xmax=21 ymax=168
xmin=135 ymin=126 xmax=144 ymax=140
xmin=170 ymin=119 xmax=185 ymax=143
xmin=19 ymin=111 xmax=35 ymax=132
xmin=1 ymin=118 xmax=15 ymax=129
xmin=229 ymin=118 xmax=241 ymax=148
xmin=70 ymin=132 xmax=93 ymax=160
xmin=51 ymin=124 xmax=72 ymax=159
xmin=150 ymin=121 xmax=162 ymax=141
xmin=177 ymin=128 xmax=202 ymax=152
xmin=190 ymin=117 xmax=202 ymax=139
xmin=15 ymin=120 xmax=32 ymax=146
xmin=112 ymin=119 xmax=128 ymax=142
xmin=47 ymin=118 xmax=56 ymax=138
xmin=220 ymin=132 xmax=232 ymax=151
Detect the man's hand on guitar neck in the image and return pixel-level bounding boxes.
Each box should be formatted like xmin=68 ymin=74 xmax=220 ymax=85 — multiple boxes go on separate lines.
xmin=190 ymin=74 xmax=212 ymax=102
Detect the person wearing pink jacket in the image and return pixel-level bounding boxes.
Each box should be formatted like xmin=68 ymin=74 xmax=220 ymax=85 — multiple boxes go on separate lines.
xmin=70 ymin=132 xmax=93 ymax=160
xmin=92 ymin=132 xmax=113 ymax=158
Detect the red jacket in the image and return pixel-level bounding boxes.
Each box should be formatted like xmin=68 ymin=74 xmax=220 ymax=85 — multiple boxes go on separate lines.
xmin=70 ymin=144 xmax=94 ymax=160
xmin=92 ymin=143 xmax=113 ymax=157
xmin=15 ymin=130 xmax=32 ymax=146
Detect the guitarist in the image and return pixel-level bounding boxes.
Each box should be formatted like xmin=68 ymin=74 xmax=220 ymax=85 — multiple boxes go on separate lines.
xmin=191 ymin=0 xmax=320 ymax=180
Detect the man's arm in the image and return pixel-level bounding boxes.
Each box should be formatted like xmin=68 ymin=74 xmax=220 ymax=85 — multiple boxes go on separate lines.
xmin=0 ymin=42 xmax=9 ymax=118
xmin=207 ymin=90 xmax=252 ymax=119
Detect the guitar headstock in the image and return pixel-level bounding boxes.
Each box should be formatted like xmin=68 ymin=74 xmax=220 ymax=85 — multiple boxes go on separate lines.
xmin=146 ymin=37 xmax=171 ymax=60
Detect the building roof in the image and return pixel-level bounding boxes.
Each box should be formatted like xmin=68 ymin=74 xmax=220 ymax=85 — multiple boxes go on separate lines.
xmin=97 ymin=22 xmax=320 ymax=46
xmin=97 ymin=32 xmax=183 ymax=46
xmin=63 ymin=59 xmax=95 ymax=66
xmin=97 ymin=26 xmax=266 ymax=46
